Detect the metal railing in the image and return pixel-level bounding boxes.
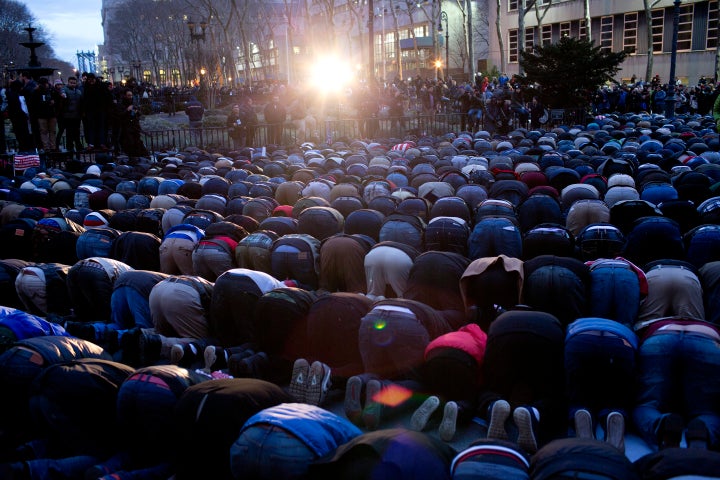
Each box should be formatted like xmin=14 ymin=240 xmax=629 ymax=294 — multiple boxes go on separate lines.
xmin=3 ymin=107 xmax=592 ymax=160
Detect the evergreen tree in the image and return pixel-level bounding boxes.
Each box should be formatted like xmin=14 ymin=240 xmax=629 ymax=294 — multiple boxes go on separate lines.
xmin=519 ymin=36 xmax=630 ymax=109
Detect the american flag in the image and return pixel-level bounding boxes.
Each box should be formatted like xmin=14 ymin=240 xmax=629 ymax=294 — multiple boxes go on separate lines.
xmin=13 ymin=154 xmax=41 ymax=171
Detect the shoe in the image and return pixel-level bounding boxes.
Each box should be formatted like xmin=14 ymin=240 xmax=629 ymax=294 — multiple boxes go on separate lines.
xmin=170 ymin=343 xmax=200 ymax=368
xmin=410 ymin=396 xmax=441 ymax=432
xmin=514 ymin=407 xmax=538 ymax=454
xmin=306 ymin=361 xmax=332 ymax=406
xmin=229 ymin=352 xmax=269 ymax=379
xmin=439 ymin=401 xmax=458 ymax=442
xmin=487 ymin=400 xmax=510 ymax=441
xmin=289 ymin=358 xmax=310 ymax=403
xmin=658 ymin=413 xmax=684 ymax=449
xmin=119 ymin=327 xmax=142 ymax=367
xmin=203 ymin=345 xmax=228 ymax=372
xmin=686 ymin=418 xmax=709 ymax=449
xmin=344 ymin=376 xmax=363 ymax=426
xmin=103 ymin=330 xmax=120 ymax=353
xmin=138 ymin=330 xmax=162 ymax=366
xmin=605 ymin=411 xmax=625 ymax=452
xmin=574 ymin=409 xmax=594 ymax=439
xmin=362 ymin=379 xmax=383 ymax=430
xmin=64 ymin=321 xmax=97 ymax=342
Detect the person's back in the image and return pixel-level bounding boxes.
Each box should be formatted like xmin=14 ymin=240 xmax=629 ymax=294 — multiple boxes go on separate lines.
xmin=185 ymin=97 xmax=204 ymax=123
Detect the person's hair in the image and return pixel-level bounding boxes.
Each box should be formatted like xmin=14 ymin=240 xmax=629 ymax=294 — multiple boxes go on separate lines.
xmin=68 ymin=76 xmax=77 ymax=82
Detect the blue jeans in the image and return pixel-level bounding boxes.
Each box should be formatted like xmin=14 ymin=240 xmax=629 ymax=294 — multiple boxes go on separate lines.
xmin=468 ymin=218 xmax=522 ymax=260
xmin=379 ymin=219 xmax=424 ymax=251
xmin=686 ymin=225 xmax=720 ymax=269
xmin=110 ymin=286 xmax=154 ymax=329
xmin=76 ymin=230 xmax=115 ymax=259
xmin=25 ymin=455 xmax=99 ymax=480
xmin=565 ymin=330 xmax=636 ymax=429
xmin=633 ymin=331 xmax=720 ymax=449
xmin=589 ymin=264 xmax=640 ymax=328
xmin=230 ymin=424 xmax=316 ymax=480
xmin=271 ymin=247 xmax=319 ymax=290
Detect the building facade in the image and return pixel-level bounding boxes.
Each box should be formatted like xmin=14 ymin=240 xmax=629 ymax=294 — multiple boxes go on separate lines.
xmin=488 ymin=0 xmax=718 ymax=85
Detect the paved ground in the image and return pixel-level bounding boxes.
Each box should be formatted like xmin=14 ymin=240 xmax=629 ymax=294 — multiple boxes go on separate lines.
xmin=319 ymin=385 xmax=655 ymax=461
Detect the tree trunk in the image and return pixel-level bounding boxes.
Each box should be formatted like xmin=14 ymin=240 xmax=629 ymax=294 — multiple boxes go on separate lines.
xmin=496 ymin=0 xmax=505 ymax=73
xmin=584 ymin=0 xmax=592 ymax=39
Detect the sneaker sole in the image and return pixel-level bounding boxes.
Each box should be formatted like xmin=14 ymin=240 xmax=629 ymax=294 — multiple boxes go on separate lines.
xmin=606 ymin=411 xmax=625 ymax=453
xmin=307 ymin=361 xmax=332 ymax=406
xmin=169 ymin=344 xmax=184 ymax=365
xmin=574 ymin=409 xmax=594 ymax=439
xmin=439 ymin=401 xmax=458 ymax=442
xmin=344 ymin=376 xmax=363 ymax=425
xmin=362 ymin=380 xmax=382 ymax=430
xmin=289 ymin=359 xmax=310 ymax=403
xmin=204 ymin=346 xmax=218 ymax=372
xmin=514 ymin=407 xmax=538 ymax=454
xmin=487 ymin=400 xmax=510 ymax=441
xmin=410 ymin=396 xmax=440 ymax=432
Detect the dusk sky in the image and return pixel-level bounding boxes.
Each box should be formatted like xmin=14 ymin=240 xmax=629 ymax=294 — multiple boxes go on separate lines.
xmin=21 ymin=0 xmax=104 ymax=67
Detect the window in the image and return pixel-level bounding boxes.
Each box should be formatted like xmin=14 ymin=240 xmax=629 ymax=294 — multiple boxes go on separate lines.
xmin=509 ymin=29 xmax=519 ymax=63
xmin=542 ymin=24 xmax=552 ymax=45
xmin=709 ymin=1 xmax=719 ymax=50
xmin=600 ymin=16 xmax=613 ymax=52
xmin=525 ymin=27 xmax=535 ymax=52
xmin=560 ymin=22 xmax=570 ymax=38
xmin=509 ymin=0 xmax=518 ymax=12
xmin=677 ymin=3 xmax=694 ymax=51
xmin=651 ymin=9 xmax=664 ymax=53
xmin=385 ymin=32 xmax=395 ymax=59
xmin=579 ymin=19 xmax=587 ymax=40
xmin=624 ymin=12 xmax=638 ymax=52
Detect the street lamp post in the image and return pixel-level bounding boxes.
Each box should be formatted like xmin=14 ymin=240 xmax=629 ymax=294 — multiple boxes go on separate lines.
xmin=187 ymin=17 xmax=208 ymax=98
xmin=665 ymin=0 xmax=682 ymax=119
xmin=131 ymin=60 xmax=141 ymax=81
xmin=438 ymin=11 xmax=449 ymax=80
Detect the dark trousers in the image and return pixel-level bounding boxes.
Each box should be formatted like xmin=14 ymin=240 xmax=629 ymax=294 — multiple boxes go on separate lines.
xmin=480 ymin=310 xmax=566 ymax=444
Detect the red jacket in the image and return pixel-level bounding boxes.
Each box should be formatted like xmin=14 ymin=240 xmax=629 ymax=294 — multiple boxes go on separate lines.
xmin=424 ymin=323 xmax=488 ymax=382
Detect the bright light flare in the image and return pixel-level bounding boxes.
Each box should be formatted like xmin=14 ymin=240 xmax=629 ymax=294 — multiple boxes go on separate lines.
xmin=370 ymin=384 xmax=413 ymax=407
xmin=309 ymin=55 xmax=354 ymax=93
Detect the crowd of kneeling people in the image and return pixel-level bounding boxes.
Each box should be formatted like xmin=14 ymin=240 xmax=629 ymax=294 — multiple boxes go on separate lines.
xmin=1 ymin=111 xmax=720 ymax=479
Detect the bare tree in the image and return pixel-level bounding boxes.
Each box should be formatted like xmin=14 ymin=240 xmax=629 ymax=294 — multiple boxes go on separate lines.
xmin=533 ymin=0 xmax=553 ymax=31
xmin=495 ymin=0 xmax=505 ymax=73
xmin=643 ymin=0 xmax=662 ymax=83
xmin=0 ymin=0 xmax=65 ymax=75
